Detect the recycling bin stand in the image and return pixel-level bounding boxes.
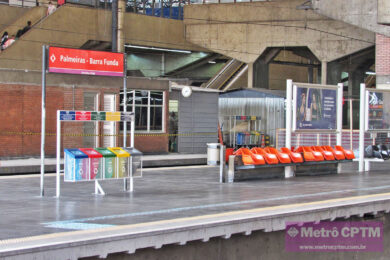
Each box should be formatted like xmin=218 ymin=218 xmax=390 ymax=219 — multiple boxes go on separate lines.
xmin=123 ymin=147 xmax=143 ymax=178
xmin=80 ymin=148 xmax=103 ymax=180
xmin=108 ymin=147 xmax=130 ymax=178
xmin=64 ymin=149 xmax=89 ymax=182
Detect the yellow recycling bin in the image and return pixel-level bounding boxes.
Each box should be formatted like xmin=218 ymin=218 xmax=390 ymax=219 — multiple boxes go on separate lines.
xmin=107 ymin=147 xmax=130 ymax=178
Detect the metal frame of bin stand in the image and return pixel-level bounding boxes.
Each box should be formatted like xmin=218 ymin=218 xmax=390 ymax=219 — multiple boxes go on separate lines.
xmin=56 ymin=110 xmax=135 ymax=197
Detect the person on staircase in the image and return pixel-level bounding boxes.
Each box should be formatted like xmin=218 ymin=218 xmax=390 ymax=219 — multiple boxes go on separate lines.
xmin=47 ymin=1 xmax=56 ymax=16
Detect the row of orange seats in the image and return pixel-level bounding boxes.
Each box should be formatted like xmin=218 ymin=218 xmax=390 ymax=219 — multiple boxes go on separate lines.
xmin=226 ymin=146 xmax=355 ymax=166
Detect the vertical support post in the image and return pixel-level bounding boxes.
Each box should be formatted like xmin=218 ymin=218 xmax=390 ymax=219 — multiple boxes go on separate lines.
xmin=56 ymin=111 xmax=61 ymax=197
xmin=40 ymin=45 xmax=47 ymax=197
xmin=285 ymin=79 xmax=293 ymax=178
xmin=219 ymin=144 xmax=225 ymax=183
xmin=247 ymin=63 xmax=254 ymax=88
xmin=359 ymin=83 xmax=366 ymax=172
xmin=350 ymin=99 xmax=353 ymax=150
xmin=130 ymin=116 xmax=135 ymax=148
xmin=337 ymin=83 xmax=343 ymax=173
xmin=129 ymin=114 xmax=135 ymax=192
xmin=336 ymin=83 xmax=343 ymax=146
xmin=123 ymin=54 xmax=127 ymax=147
xmin=321 ymin=61 xmax=327 ymax=85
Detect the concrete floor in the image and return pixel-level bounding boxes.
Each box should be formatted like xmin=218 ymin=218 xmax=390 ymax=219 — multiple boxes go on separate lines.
xmin=1 ymin=165 xmax=390 ymax=242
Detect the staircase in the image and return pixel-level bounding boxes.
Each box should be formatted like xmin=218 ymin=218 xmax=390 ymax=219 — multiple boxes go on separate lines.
xmin=203 ymin=59 xmax=247 ymax=91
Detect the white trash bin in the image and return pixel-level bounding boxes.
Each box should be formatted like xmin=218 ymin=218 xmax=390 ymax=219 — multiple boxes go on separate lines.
xmin=207 ymin=143 xmax=220 ymax=166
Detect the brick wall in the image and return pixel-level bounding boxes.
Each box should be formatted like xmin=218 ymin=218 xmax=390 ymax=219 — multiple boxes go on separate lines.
xmin=376 ymin=34 xmax=390 ymax=76
xmin=0 ymin=84 xmax=169 ymax=158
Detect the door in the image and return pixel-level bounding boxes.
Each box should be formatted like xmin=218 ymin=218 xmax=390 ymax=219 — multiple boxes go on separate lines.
xmin=103 ymin=94 xmax=116 ymax=147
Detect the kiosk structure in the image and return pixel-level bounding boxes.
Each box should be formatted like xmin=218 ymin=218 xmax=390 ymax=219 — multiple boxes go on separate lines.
xmin=358 ymin=84 xmax=390 ymax=171
xmin=285 ymin=80 xmax=343 ymax=177
xmin=56 ymin=110 xmax=136 ymax=197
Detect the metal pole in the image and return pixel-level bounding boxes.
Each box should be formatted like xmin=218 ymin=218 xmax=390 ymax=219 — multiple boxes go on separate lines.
xmin=285 ymin=79 xmax=293 ymax=178
xmin=336 ymin=83 xmax=343 ymax=146
xmin=123 ymin=54 xmax=127 ymax=147
xmin=40 ymin=45 xmax=47 ymax=197
xmin=56 ymin=111 xmax=61 ymax=197
xmin=123 ymin=54 xmax=128 ymax=191
xmin=359 ymin=83 xmax=366 ymax=172
xmin=219 ymin=144 xmax=225 ymax=183
xmin=112 ymin=0 xmax=118 ymax=52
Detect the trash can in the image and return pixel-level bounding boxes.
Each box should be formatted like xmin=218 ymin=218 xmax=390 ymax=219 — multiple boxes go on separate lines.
xmin=64 ymin=149 xmax=89 ymax=181
xmin=80 ymin=148 xmax=103 ymax=180
xmin=94 ymin=148 xmax=116 ymax=179
xmin=207 ymin=143 xmax=220 ymax=166
xmin=122 ymin=147 xmax=143 ymax=178
xmin=108 ymin=147 xmax=130 ymax=178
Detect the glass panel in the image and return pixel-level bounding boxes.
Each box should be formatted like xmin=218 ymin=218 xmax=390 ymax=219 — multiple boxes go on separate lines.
xmin=135 ymin=90 xmax=149 ymax=105
xmin=135 ymin=106 xmax=148 ymax=130
xmin=150 ymin=106 xmax=163 ymax=131
xmin=150 ymin=91 xmax=163 ymax=106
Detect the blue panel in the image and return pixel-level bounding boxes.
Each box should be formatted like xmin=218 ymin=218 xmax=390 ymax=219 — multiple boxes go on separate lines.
xmin=60 ymin=111 xmax=76 ymax=121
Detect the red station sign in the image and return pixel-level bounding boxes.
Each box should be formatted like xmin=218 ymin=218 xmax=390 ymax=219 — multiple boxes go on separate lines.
xmin=48 ymin=47 xmax=124 ymax=77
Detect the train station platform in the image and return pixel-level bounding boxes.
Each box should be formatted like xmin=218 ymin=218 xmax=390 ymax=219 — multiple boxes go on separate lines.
xmin=0 ymin=153 xmax=208 ymax=174
xmin=1 ymin=164 xmax=390 ymax=259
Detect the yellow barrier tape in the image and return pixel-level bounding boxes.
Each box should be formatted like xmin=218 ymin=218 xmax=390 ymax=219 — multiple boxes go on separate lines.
xmin=0 ymin=131 xmax=217 ymax=137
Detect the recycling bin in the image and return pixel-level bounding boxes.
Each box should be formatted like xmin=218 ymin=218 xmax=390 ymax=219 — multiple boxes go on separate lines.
xmin=64 ymin=149 xmax=89 ymax=181
xmin=94 ymin=148 xmax=116 ymax=179
xmin=80 ymin=148 xmax=103 ymax=180
xmin=122 ymin=147 xmax=143 ymax=178
xmin=108 ymin=147 xmax=130 ymax=178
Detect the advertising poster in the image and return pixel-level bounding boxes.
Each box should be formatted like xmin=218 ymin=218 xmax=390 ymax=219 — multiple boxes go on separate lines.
xmin=367 ymin=91 xmax=390 ymax=130
xmin=295 ymin=86 xmax=337 ymax=130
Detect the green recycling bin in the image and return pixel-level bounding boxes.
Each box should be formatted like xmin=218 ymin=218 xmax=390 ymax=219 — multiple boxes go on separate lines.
xmin=94 ymin=148 xmax=116 ymax=179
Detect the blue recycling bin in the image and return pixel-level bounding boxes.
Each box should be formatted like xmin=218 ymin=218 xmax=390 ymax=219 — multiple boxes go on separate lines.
xmin=64 ymin=149 xmax=89 ymax=182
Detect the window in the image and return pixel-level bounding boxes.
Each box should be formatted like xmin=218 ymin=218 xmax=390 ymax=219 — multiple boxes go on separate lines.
xmin=120 ymin=90 xmax=165 ymax=132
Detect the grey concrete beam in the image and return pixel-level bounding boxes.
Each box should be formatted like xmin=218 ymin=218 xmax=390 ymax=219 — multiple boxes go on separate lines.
xmin=312 ymin=0 xmax=390 ymax=37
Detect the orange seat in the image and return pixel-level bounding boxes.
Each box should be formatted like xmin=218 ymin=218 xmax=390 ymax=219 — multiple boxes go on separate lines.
xmin=312 ymin=146 xmax=335 ymax=160
xmin=226 ymin=148 xmax=234 ymax=163
xmin=304 ymin=146 xmax=324 ymax=161
xmin=235 ymin=148 xmax=265 ymax=165
xmin=251 ymin=147 xmax=279 ymax=164
xmin=281 ymin=147 xmax=304 ymax=163
xmin=322 ymin=146 xmax=345 ymax=160
xmin=295 ymin=146 xmax=316 ymax=162
xmin=265 ymin=147 xmax=291 ymax=164
xmin=335 ymin=146 xmax=355 ymax=160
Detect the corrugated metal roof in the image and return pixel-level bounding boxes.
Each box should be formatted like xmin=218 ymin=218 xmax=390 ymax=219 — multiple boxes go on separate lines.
xmin=219 ymin=88 xmax=285 ymax=98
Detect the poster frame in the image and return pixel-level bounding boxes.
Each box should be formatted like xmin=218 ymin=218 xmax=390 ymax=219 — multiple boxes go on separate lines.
xmin=292 ymin=82 xmax=340 ymax=133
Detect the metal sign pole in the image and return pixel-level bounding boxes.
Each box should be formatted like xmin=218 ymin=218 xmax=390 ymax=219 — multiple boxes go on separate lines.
xmin=285 ymin=79 xmax=293 ymax=178
xmin=40 ymin=45 xmax=47 ymax=197
xmin=56 ymin=111 xmax=61 ymax=197
xmin=122 ymin=54 xmax=128 ymax=191
xmin=359 ymin=83 xmax=366 ymax=172
xmin=123 ymin=54 xmax=127 ymax=147
xmin=336 ymin=83 xmax=343 ymax=146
